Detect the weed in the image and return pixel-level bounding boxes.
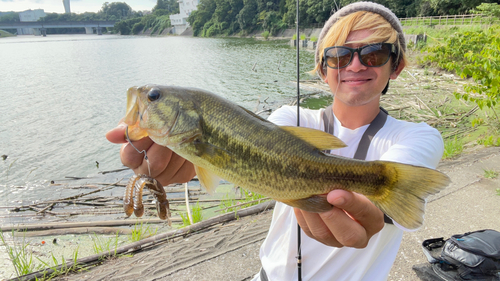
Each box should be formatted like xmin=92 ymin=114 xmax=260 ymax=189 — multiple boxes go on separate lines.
xmin=483 ymin=169 xmax=499 ymax=179
xmin=179 ymin=202 xmax=204 ymax=227
xmin=130 ymin=222 xmax=157 ymax=242
xmin=477 ymin=135 xmax=500 ymax=147
xmin=0 ymin=231 xmax=43 ymax=277
xmin=310 ymin=35 xmax=318 ymax=42
xmin=261 ymin=31 xmax=270 ymax=40
xmin=219 ymin=188 xmax=267 ymax=213
xmin=443 ymin=136 xmax=464 ymax=159
xmin=497 ymin=188 xmax=500 ymax=196
xmin=300 ymin=34 xmax=306 ymax=40
xmin=36 ymin=247 xmax=82 ymax=279
xmin=91 ymin=232 xmax=120 ymax=256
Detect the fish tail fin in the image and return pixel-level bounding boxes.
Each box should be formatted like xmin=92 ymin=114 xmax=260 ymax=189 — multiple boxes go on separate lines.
xmin=369 ymin=162 xmax=450 ymax=229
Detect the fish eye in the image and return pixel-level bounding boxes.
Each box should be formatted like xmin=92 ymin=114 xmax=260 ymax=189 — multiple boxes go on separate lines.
xmin=147 ymin=89 xmax=161 ymax=102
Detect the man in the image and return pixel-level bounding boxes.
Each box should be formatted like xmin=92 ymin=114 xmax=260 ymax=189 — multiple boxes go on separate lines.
xmin=106 ymin=2 xmax=444 ymax=280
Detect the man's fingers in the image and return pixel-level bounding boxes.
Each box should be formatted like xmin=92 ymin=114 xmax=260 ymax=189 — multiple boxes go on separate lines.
xmin=319 ymin=205 xmax=368 ymax=248
xmin=326 ymin=190 xmax=385 ymax=242
xmin=106 ymin=124 xmax=128 ymax=144
xmin=120 ymin=138 xmax=154 ymax=169
xmin=294 ymin=208 xmax=343 ymax=247
xmin=166 ymin=160 xmax=196 ymax=184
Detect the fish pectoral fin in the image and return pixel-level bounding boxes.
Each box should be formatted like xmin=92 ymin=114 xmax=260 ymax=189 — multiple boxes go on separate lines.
xmin=280 ymin=126 xmax=347 ymax=150
xmin=281 ymin=195 xmax=333 ymax=213
xmin=194 ymin=165 xmax=221 ymax=194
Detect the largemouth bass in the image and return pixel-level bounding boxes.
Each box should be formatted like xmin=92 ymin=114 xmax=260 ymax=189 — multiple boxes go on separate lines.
xmin=124 ymin=84 xmax=450 ymax=229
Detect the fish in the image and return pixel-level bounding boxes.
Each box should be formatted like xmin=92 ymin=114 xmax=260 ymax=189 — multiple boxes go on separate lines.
xmin=123 ymin=84 xmax=451 ymax=229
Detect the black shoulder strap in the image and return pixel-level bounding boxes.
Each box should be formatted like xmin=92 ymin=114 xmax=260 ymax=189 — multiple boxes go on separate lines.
xmin=322 ymin=105 xmax=393 ymax=224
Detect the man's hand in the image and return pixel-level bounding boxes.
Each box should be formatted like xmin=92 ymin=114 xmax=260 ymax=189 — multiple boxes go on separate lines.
xmin=106 ymin=124 xmax=196 ymax=186
xmin=294 ymin=190 xmax=385 ymax=248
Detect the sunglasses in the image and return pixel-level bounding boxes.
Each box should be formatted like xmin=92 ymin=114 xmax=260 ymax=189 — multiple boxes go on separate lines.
xmin=323 ymin=43 xmax=397 ymax=69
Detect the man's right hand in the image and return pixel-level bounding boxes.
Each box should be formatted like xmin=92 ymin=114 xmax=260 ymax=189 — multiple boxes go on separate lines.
xmin=105 ymin=124 xmax=196 ymax=186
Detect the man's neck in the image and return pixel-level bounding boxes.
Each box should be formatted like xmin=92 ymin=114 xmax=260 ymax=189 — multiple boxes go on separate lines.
xmin=332 ymin=101 xmax=381 ymax=130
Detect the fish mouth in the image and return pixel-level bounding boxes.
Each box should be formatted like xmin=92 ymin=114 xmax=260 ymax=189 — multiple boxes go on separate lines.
xmin=124 ymin=86 xmax=149 ymax=141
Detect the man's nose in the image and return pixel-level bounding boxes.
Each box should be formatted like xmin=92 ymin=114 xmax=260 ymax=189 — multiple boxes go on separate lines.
xmin=345 ymin=52 xmax=367 ymax=72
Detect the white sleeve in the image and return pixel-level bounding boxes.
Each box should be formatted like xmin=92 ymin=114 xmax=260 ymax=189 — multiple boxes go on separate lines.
xmin=379 ymin=122 xmax=444 ymax=169
xmin=267 ymin=106 xmax=324 ymax=129
xmin=267 ymin=106 xmax=298 ymax=126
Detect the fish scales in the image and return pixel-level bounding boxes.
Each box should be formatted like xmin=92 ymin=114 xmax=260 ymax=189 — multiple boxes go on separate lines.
xmin=124 ymin=84 xmax=451 ymax=229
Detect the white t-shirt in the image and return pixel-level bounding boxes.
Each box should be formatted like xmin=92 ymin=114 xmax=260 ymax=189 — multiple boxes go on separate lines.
xmin=253 ymin=105 xmax=444 ymax=281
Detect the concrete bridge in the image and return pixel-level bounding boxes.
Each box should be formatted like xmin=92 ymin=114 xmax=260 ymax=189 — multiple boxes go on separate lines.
xmin=0 ymin=21 xmax=116 ymax=35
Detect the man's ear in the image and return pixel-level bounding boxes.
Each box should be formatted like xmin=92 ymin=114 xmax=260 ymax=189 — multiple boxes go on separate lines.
xmin=390 ymin=59 xmax=405 ymax=80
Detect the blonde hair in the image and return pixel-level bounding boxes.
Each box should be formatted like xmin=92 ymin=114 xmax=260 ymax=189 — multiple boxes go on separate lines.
xmin=313 ymin=11 xmax=408 ymax=77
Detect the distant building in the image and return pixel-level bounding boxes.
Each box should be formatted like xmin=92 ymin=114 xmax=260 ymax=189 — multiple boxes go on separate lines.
xmin=169 ymin=0 xmax=199 ymax=35
xmin=63 ymin=0 xmax=71 ymax=14
xmin=18 ymin=9 xmax=46 ymax=35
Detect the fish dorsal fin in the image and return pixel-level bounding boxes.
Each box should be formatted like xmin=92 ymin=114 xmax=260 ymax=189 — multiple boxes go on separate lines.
xmin=194 ymin=165 xmax=220 ymax=194
xmin=280 ymin=126 xmax=347 ymax=150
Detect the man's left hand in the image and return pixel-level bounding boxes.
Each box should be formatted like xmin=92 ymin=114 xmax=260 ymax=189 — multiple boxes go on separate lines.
xmin=294 ymin=190 xmax=385 ymax=248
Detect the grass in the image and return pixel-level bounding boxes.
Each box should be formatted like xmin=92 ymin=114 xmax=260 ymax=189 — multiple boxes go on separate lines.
xmin=483 ymin=169 xmax=499 ymax=179
xmin=129 ymin=222 xmax=157 ymax=242
xmin=180 ymin=201 xmax=204 ymax=227
xmin=442 ymin=136 xmax=464 ymax=159
xmin=0 ymin=231 xmax=43 ymax=277
xmin=36 ymin=247 xmax=83 ymax=279
xmin=219 ymin=188 xmax=267 ymax=214
xmin=91 ymin=232 xmax=120 ymax=257
xmin=261 ymin=31 xmax=270 ymax=40
xmin=0 ymin=30 xmax=15 ymax=38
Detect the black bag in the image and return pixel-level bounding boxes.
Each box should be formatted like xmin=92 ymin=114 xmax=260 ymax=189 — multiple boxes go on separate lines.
xmin=419 ymin=229 xmax=500 ymax=280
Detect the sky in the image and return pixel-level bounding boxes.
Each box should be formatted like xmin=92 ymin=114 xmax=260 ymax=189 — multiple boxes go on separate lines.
xmin=0 ymin=0 xmax=157 ymax=14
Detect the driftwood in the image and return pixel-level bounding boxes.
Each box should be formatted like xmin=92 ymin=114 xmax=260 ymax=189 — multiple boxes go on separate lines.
xmin=14 ymin=227 xmax=133 ymax=237
xmin=1 ymin=218 xmax=179 ymax=232
xmin=12 ymin=200 xmax=276 ymax=281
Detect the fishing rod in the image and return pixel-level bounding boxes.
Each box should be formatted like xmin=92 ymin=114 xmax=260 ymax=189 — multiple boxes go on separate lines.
xmin=295 ymin=0 xmax=302 ymax=278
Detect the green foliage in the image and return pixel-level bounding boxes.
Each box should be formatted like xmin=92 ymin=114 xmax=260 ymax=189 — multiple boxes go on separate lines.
xmin=423 ymin=26 xmax=500 ymax=111
xmin=36 ymin=248 xmax=82 ymax=279
xmin=180 ymin=202 xmax=204 ymax=226
xmin=0 ymin=231 xmax=43 ymax=277
xmin=443 ymin=136 xmax=464 ymax=159
xmin=154 ymin=0 xmax=180 ymax=14
xmin=477 ymin=135 xmax=500 ymax=147
xmin=470 ymin=3 xmax=500 ymax=17
xmin=129 ymin=222 xmax=157 ymax=242
xmin=310 ymin=35 xmax=318 ymax=42
xmin=0 ymin=12 xmax=20 ymax=23
xmin=483 ymin=169 xmax=499 ymax=179
xmin=219 ymin=188 xmax=266 ymax=213
xmin=91 ymin=232 xmax=120 ymax=256
xmin=0 ymin=30 xmax=15 ymax=37
xmin=114 ymin=17 xmax=141 ymax=35
xmin=261 ymin=30 xmax=270 ymax=39
xmin=300 ymin=33 xmax=306 ymax=40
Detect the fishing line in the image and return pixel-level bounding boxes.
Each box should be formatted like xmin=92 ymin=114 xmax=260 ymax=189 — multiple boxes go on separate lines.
xmin=295 ymin=0 xmax=302 ymax=278
xmin=125 ymin=126 xmax=152 ymax=177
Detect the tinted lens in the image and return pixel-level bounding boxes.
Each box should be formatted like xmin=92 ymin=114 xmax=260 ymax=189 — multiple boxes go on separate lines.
xmin=324 ymin=47 xmax=353 ymax=68
xmin=359 ymin=44 xmax=391 ymax=67
xmin=323 ymin=44 xmax=393 ymax=69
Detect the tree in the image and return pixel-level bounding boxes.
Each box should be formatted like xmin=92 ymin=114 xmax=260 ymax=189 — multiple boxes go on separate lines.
xmin=100 ymin=2 xmax=132 ymax=20
xmin=0 ymin=13 xmax=20 ymax=23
